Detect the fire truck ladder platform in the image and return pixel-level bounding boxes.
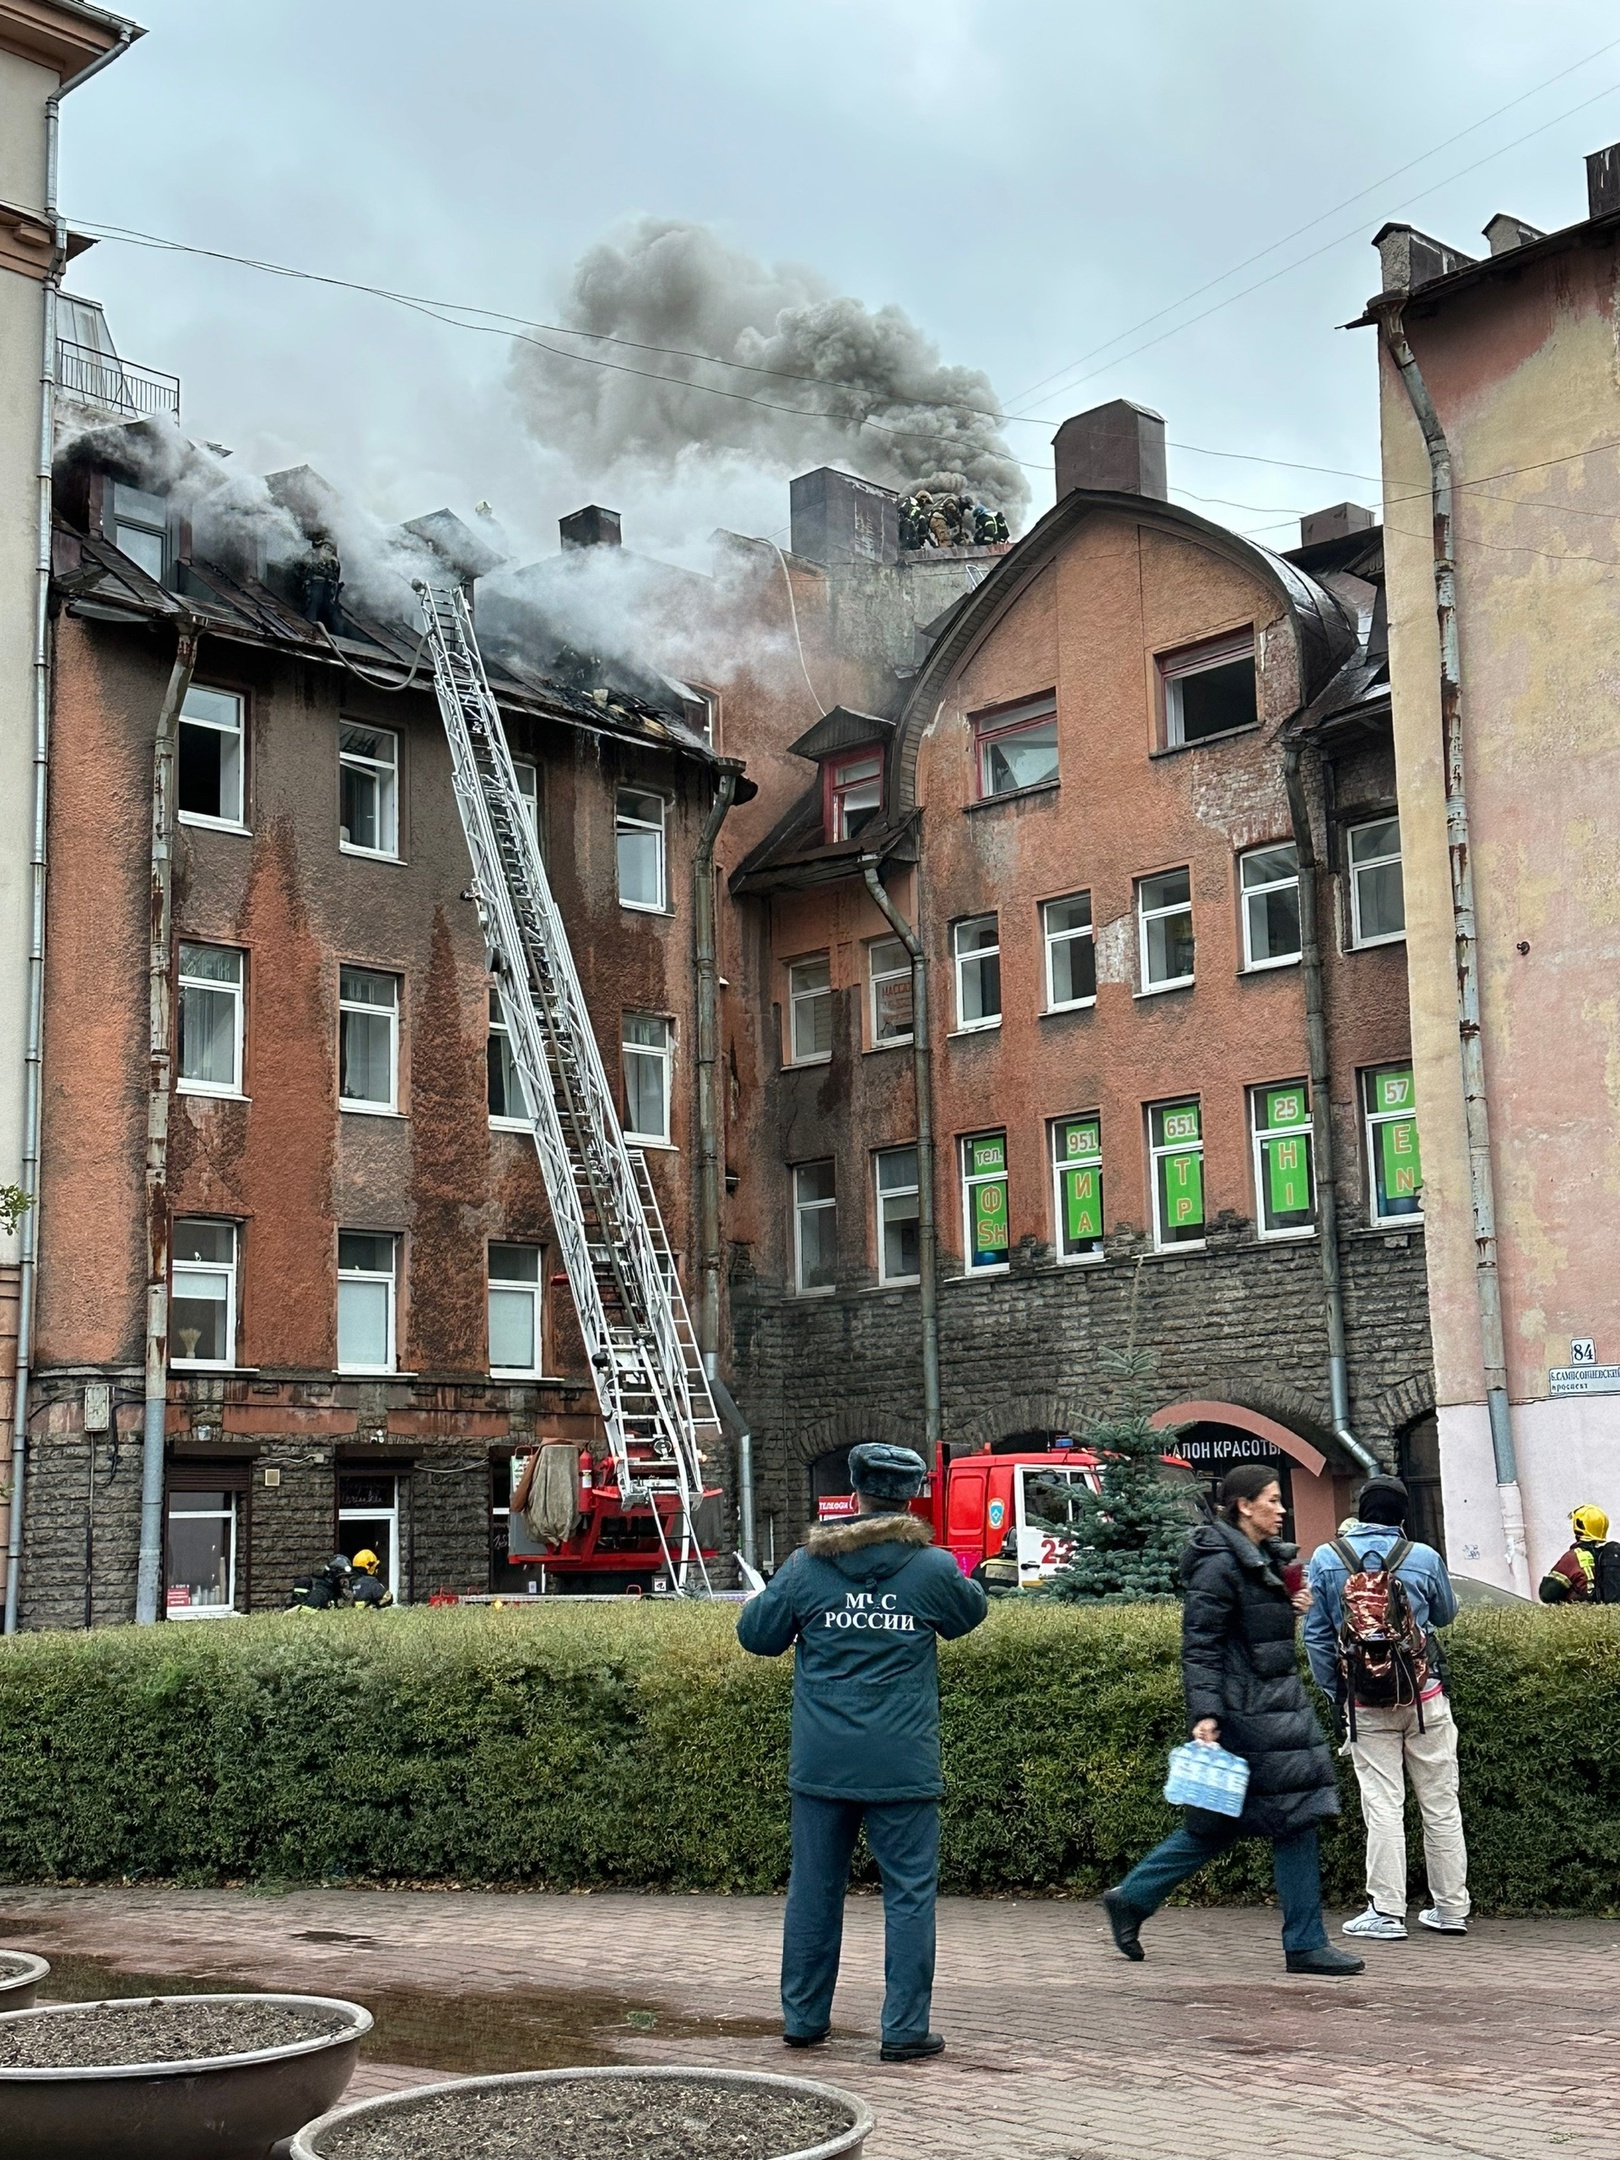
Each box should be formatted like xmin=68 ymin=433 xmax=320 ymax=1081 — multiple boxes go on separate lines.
xmin=416 ymin=579 xmax=723 ymax=1594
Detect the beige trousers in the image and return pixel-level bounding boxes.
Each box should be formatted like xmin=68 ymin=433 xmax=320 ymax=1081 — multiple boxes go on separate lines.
xmin=1344 ymin=1696 xmax=1470 ymax=1922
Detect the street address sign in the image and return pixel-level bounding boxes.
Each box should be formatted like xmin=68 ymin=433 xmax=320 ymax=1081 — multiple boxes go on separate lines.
xmin=1549 ymin=1365 xmax=1620 ymax=1397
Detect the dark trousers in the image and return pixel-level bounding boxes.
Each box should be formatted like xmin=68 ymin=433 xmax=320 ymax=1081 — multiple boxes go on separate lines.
xmin=1116 ymin=1821 xmax=1329 ymax=1953
xmin=782 ymin=1795 xmax=938 ymax=2045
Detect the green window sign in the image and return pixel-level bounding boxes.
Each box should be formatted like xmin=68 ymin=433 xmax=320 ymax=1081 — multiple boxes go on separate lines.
xmin=1063 ymin=1164 xmax=1102 ymax=1243
xmin=970 ymin=1134 xmax=1006 ymax=1177
xmin=1381 ymin=1116 xmax=1422 ymax=1203
xmin=1374 ymin=1068 xmax=1415 ymax=1116
xmin=1150 ymin=1100 xmax=1203 ymax=1247
xmin=1160 ymin=1148 xmax=1203 ymax=1230
xmin=1054 ymin=1116 xmax=1103 ymax=1255
xmin=1258 ymin=1085 xmax=1306 ymax=1132
xmin=965 ymin=1132 xmax=1009 ymax=1268
xmin=1367 ymin=1065 xmax=1422 ymax=1222
xmin=1253 ymin=1081 xmax=1314 ymax=1234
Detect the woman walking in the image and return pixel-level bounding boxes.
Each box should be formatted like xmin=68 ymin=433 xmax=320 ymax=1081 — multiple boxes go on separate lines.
xmin=1102 ymin=1463 xmax=1363 ymax=1975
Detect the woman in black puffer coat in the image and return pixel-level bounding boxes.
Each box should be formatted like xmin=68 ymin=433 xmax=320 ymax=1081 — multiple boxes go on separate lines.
xmin=1101 ymin=1464 xmax=1363 ymax=1976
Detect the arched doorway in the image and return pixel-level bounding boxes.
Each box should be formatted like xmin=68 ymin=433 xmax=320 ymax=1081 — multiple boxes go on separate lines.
xmin=1397 ymin=1415 xmax=1444 ymax=1557
xmin=1150 ymin=1401 xmax=1351 ymax=1556
xmin=808 ymin=1445 xmax=856 ymax=1523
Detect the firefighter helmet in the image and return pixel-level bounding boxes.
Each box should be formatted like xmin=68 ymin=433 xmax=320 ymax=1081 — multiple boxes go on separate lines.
xmin=352 ymin=1548 xmax=381 ymax=1575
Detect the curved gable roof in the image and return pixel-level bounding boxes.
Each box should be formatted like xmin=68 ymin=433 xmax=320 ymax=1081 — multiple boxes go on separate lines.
xmin=891 ymin=487 xmax=1356 ymax=814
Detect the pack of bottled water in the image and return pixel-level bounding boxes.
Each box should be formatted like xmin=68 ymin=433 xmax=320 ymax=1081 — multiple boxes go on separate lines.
xmin=1164 ymin=1741 xmax=1251 ymax=1816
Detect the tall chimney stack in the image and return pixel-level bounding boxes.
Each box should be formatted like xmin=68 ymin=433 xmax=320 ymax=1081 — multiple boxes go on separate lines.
xmin=1587 ymin=142 xmax=1620 ymax=219
xmin=1052 ymin=399 xmax=1167 ymax=501
xmin=560 ymin=505 xmax=622 ymax=550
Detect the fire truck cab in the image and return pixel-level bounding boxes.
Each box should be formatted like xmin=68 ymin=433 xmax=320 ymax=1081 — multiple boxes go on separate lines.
xmin=932 ymin=1446 xmax=1102 ymax=1589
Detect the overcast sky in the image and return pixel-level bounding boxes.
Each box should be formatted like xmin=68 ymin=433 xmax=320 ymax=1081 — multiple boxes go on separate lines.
xmin=59 ymin=0 xmax=1620 ymax=567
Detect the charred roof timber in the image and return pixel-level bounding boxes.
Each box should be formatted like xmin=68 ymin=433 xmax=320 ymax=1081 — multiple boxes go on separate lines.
xmin=559 ymin=505 xmax=622 ymax=550
xmin=1052 ymin=399 xmax=1167 ymax=502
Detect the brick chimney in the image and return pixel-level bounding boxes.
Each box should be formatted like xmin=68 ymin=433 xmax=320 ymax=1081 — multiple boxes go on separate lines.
xmin=560 ymin=505 xmax=621 ymax=550
xmin=1052 ymin=399 xmax=1167 ymax=501
xmin=1587 ymin=142 xmax=1620 ymax=219
xmin=1372 ymin=223 xmax=1476 ymax=295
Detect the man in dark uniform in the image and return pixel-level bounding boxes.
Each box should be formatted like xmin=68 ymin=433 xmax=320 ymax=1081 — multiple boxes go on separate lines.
xmin=738 ymin=1441 xmax=987 ymax=2063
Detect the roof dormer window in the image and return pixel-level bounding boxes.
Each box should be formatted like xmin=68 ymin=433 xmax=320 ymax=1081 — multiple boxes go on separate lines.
xmin=826 ymin=746 xmax=884 ymax=842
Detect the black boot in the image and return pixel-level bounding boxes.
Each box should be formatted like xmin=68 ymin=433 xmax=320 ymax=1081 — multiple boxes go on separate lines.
xmin=1102 ymin=1888 xmax=1146 ymax=1962
xmin=783 ymin=2028 xmax=829 ymax=2049
xmin=880 ymin=2033 xmax=945 ymax=2063
xmin=1286 ymin=1944 xmax=1366 ymax=1976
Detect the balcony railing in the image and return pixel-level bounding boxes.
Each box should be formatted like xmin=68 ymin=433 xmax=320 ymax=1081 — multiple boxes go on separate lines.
xmin=56 ymin=338 xmax=180 ymax=421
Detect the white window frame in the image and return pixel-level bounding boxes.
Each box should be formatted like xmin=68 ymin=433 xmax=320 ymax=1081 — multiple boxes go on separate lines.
xmin=512 ymin=759 xmax=541 ymax=850
xmin=1043 ymin=893 xmax=1096 ymax=1011
xmin=171 ymin=1219 xmax=238 ymax=1370
xmin=787 ymin=955 xmax=833 ymax=1067
xmin=337 ymin=1232 xmax=398 ymax=1375
xmin=874 ymin=1145 xmax=921 ymax=1286
xmin=623 ymin=1012 xmax=673 ymax=1144
xmin=975 ymin=699 xmax=1060 ymax=800
xmin=1363 ymin=1064 xmax=1424 ymax=1226
xmin=1138 ymin=869 xmax=1194 ymax=993
xmin=176 ymin=943 xmax=245 ymax=1097
xmin=339 ymin=723 xmax=400 ymax=860
xmin=953 ymin=914 xmax=1001 ymax=1033
xmin=961 ymin=1131 xmax=1010 ymax=1275
xmin=1250 ymin=1081 xmax=1316 ymax=1240
xmin=1050 ymin=1116 xmax=1104 ymax=1264
xmin=338 ymin=1473 xmax=401 ymax=1604
xmin=1148 ymin=1100 xmax=1205 ymax=1252
xmin=112 ymin=481 xmax=169 ymax=581
xmin=616 ymin=788 xmax=668 ymax=913
xmin=164 ymin=1489 xmax=239 ymax=1619
xmin=488 ymin=1243 xmax=544 ymax=1379
xmin=867 ymin=936 xmax=914 ymax=1049
xmin=177 ymin=685 xmax=246 ymax=833
xmin=1348 ymin=816 xmax=1406 ymax=948
xmin=793 ymin=1160 xmax=838 ymax=1294
xmin=1240 ymin=843 xmax=1302 ymax=971
xmin=487 ymin=987 xmax=531 ymax=1130
xmin=338 ymin=966 xmax=400 ymax=1115
xmin=1161 ymin=633 xmax=1257 ymax=748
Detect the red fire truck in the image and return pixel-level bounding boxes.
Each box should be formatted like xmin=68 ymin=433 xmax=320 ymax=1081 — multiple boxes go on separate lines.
xmin=815 ymin=1443 xmax=1106 ymax=1590
xmin=504 ymin=1446 xmax=723 ymax=1595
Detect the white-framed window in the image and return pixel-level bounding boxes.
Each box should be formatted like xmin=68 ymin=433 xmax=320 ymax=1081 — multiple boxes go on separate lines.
xmin=1051 ymin=1116 xmax=1104 ymax=1262
xmin=1348 ymin=816 xmax=1405 ymax=947
xmin=338 ymin=1473 xmax=400 ymax=1603
xmin=826 ymin=747 xmax=884 ymax=841
xmin=787 ymin=955 xmax=833 ymax=1065
xmin=487 ymin=988 xmax=530 ymax=1128
xmin=171 ymin=1219 xmax=238 ymax=1368
xmin=868 ymin=936 xmax=914 ymax=1048
xmin=1251 ymin=1082 xmax=1315 ymax=1238
xmin=1240 ymin=843 xmax=1302 ymax=970
xmin=339 ymin=966 xmax=399 ymax=1112
xmin=338 ymin=1231 xmax=397 ymax=1373
xmin=177 ymin=943 xmax=244 ymax=1095
xmin=793 ymin=1160 xmax=838 ymax=1292
xmin=178 ymin=686 xmax=245 ymax=829
xmin=1149 ymin=1100 xmax=1205 ymax=1250
xmin=1363 ymin=1064 xmax=1423 ymax=1224
xmin=953 ymin=914 xmax=1001 ymax=1031
xmin=489 ymin=1243 xmax=543 ymax=1377
xmin=512 ymin=759 xmax=541 ymax=851
xmin=1161 ymin=633 xmax=1257 ymax=747
xmin=112 ymin=480 xmax=169 ymax=580
xmin=617 ymin=788 xmax=667 ymax=911
xmin=339 ymin=724 xmax=399 ymax=857
xmin=623 ymin=1013 xmax=672 ymax=1143
xmin=1043 ymin=893 xmax=1096 ymax=1010
xmin=1138 ymin=869 xmax=1194 ymax=991
xmin=165 ymin=1488 xmax=238 ymax=1617
xmin=975 ymin=698 xmax=1059 ymax=799
xmin=962 ymin=1131 xmax=1010 ymax=1273
xmin=875 ymin=1146 xmax=921 ymax=1285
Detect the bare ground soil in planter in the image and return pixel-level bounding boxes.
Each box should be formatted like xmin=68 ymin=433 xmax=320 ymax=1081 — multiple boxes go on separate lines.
xmin=0 ymin=1998 xmax=348 ymax=2069
xmin=319 ymin=2077 xmax=855 ymax=2160
xmin=0 ymin=1952 xmax=36 ymax=1979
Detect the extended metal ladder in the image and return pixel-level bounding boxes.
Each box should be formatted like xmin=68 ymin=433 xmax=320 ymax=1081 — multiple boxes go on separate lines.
xmin=416 ymin=580 xmax=722 ymax=1591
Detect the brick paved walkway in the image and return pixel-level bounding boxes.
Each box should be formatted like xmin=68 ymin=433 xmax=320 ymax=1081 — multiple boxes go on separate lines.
xmin=1 ymin=1886 xmax=1613 ymax=2159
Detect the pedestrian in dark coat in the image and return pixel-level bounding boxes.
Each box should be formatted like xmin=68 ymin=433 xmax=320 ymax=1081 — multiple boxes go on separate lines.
xmin=738 ymin=1442 xmax=987 ymax=2062
xmin=1101 ymin=1463 xmax=1364 ymax=1975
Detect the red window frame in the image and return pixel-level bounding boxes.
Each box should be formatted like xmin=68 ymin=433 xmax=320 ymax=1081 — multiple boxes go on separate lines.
xmin=823 ymin=744 xmax=885 ymax=842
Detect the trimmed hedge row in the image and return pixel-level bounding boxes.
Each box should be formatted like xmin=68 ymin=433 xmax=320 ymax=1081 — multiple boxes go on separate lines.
xmin=0 ymin=1603 xmax=1616 ymax=1911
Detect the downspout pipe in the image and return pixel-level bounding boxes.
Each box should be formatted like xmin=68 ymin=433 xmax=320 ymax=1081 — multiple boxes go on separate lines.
xmin=1284 ymin=740 xmax=1378 ymax=1478
xmin=860 ymin=854 xmax=941 ymax=1459
xmin=5 ymin=26 xmax=135 ymax=1636
xmin=692 ymin=766 xmax=738 ymax=1365
xmin=1377 ymin=305 xmax=1529 ymax=1593
xmin=134 ymin=622 xmax=200 ymax=1626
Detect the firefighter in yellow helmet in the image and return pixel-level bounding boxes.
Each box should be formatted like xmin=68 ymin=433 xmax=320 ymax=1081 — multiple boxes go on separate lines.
xmin=1539 ymin=1505 xmax=1620 ymax=1604
xmin=349 ymin=1548 xmax=394 ymax=1609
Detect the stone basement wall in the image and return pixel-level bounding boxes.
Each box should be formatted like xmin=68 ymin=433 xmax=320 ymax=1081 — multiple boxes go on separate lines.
xmin=730 ymin=1222 xmax=1433 ymax=1551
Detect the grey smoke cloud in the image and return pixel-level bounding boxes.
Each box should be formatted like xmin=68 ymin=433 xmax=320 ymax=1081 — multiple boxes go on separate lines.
xmin=510 ymin=219 xmax=1031 ymax=525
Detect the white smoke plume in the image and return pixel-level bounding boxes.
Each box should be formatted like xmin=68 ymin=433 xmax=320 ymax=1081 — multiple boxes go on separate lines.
xmin=510 ymin=220 xmax=1031 ymax=526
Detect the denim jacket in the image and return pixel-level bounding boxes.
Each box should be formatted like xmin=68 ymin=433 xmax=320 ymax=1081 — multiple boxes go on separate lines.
xmin=1303 ymin=1522 xmax=1457 ymax=1696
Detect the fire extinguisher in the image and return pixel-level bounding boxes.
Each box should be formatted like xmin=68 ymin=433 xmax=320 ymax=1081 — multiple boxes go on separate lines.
xmin=578 ymin=1448 xmax=594 ymax=1494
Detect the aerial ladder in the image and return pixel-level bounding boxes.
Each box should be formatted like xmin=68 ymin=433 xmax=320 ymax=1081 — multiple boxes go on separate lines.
xmin=415 ymin=580 xmax=723 ymax=1593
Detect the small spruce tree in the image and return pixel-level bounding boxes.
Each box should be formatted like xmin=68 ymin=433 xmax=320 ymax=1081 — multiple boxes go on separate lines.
xmin=1045 ymin=1342 xmax=1197 ymax=1603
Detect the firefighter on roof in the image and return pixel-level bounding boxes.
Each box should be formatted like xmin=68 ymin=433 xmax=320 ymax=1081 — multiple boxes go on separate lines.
xmin=737 ymin=1441 xmax=986 ymax=2064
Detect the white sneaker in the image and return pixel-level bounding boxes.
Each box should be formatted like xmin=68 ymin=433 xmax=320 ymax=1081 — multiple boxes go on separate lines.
xmin=1342 ymin=1906 xmax=1407 ymax=1940
xmin=1418 ymin=1908 xmax=1468 ymax=1934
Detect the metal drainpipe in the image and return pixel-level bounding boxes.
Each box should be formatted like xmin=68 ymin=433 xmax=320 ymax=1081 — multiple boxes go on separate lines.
xmin=691 ymin=766 xmax=743 ymax=1555
xmin=1377 ymin=306 xmax=1529 ymax=1593
xmin=1283 ymin=742 xmax=1378 ymax=1478
xmin=860 ymin=856 xmax=941 ymax=1458
xmin=5 ymin=32 xmax=134 ymax=1635
xmin=134 ymin=624 xmax=201 ymax=1627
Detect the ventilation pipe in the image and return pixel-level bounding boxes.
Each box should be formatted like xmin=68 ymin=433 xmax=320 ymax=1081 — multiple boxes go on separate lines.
xmin=1376 ymin=306 xmax=1529 ymax=1593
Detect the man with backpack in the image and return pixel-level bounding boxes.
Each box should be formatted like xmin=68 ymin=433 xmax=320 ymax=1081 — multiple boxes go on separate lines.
xmin=1303 ymin=1475 xmax=1466 ymax=1942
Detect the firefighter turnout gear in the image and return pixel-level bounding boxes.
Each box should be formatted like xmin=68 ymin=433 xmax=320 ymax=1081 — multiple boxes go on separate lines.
xmin=1539 ymin=1503 xmax=1620 ymax=1603
xmin=287 ymin=1554 xmax=354 ymax=1611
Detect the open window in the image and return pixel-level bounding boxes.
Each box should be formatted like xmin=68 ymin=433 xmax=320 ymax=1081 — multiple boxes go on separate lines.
xmin=178 ymin=687 xmax=245 ymax=829
xmin=825 ymin=746 xmax=884 ymax=841
xmin=974 ymin=697 xmax=1059 ymax=799
xmin=1160 ymin=633 xmax=1257 ymax=747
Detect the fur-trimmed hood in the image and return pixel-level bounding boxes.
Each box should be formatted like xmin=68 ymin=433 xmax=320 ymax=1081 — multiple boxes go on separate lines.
xmin=806 ymin=1513 xmax=933 ymax=1561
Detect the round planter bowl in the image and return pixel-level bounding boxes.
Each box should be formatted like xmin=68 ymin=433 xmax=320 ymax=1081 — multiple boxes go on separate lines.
xmin=0 ymin=1951 xmax=49 ymax=2012
xmin=292 ymin=2065 xmax=875 ymax=2160
xmin=0 ymin=1992 xmax=373 ymax=2160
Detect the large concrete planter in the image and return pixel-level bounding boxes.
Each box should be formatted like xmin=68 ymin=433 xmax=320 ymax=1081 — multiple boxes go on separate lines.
xmin=0 ymin=1991 xmax=372 ymax=2160
xmin=291 ymin=2064 xmax=875 ymax=2160
xmin=0 ymin=1950 xmax=49 ymax=2011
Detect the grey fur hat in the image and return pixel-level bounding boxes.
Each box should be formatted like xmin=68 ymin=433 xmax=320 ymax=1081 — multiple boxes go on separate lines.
xmin=848 ymin=1442 xmax=928 ymax=1501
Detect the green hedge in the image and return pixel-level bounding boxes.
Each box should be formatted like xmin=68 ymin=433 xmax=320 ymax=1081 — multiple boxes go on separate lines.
xmin=0 ymin=1604 xmax=1615 ymax=1912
